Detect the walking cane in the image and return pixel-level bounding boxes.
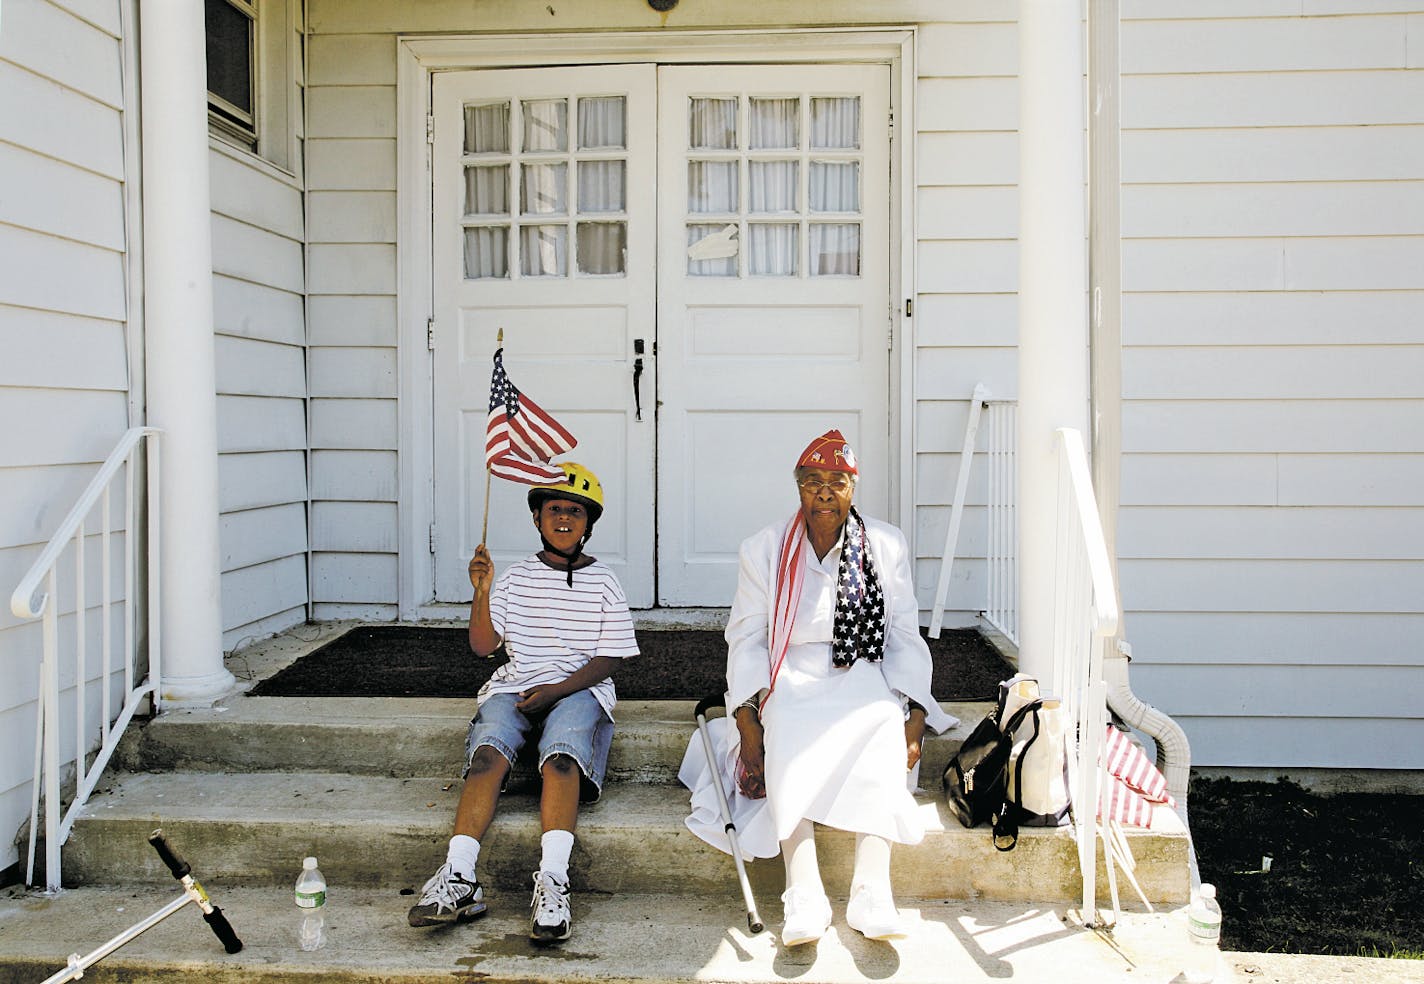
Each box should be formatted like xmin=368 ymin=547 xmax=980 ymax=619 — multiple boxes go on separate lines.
xmin=694 ymin=695 xmax=765 ymax=935
xmin=40 ymin=829 xmax=242 ymax=984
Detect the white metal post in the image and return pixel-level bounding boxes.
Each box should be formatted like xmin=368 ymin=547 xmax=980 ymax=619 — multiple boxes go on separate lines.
xmin=1017 ymin=0 xmax=1090 ymax=687
xmin=139 ymin=1 xmax=233 ymax=702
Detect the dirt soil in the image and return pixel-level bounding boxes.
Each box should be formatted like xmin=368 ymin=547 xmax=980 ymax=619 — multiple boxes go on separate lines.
xmin=1190 ymin=776 xmax=1424 ymax=958
xmin=248 ymin=624 xmax=1015 ymax=702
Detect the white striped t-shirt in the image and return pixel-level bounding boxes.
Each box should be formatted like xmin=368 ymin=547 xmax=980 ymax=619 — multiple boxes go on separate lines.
xmin=478 ymin=555 xmax=638 ymax=719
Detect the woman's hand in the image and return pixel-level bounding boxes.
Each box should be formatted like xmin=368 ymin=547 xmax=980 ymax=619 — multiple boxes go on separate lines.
xmin=905 ymin=706 xmax=928 ymax=770
xmin=734 ymin=706 xmax=767 ymax=799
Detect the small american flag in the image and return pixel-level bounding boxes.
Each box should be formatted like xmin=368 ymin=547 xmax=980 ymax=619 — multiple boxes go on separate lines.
xmin=485 ymin=347 xmax=576 ymax=484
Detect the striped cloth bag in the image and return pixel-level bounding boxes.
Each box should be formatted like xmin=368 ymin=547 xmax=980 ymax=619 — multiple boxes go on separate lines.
xmin=1098 ymin=725 xmax=1175 ymax=829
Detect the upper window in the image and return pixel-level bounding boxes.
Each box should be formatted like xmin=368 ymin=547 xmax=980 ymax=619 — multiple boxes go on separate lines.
xmin=205 ymin=0 xmax=257 ymax=149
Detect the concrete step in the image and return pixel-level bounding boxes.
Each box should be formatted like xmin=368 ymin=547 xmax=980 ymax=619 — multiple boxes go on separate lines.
xmin=0 ymin=884 xmax=1228 ymax=984
xmin=113 ymin=697 xmax=991 ymax=785
xmin=56 ymin=770 xmax=1189 ymax=904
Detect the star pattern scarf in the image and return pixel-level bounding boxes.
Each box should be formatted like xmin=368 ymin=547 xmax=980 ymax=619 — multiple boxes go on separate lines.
xmin=831 ymin=507 xmax=886 ymax=667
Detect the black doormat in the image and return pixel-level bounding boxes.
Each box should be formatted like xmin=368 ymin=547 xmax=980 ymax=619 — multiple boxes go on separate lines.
xmin=249 ymin=625 xmax=1014 ymax=702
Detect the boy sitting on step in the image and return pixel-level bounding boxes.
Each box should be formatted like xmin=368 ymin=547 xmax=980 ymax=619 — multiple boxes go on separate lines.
xmin=407 ymin=462 xmax=638 ymax=943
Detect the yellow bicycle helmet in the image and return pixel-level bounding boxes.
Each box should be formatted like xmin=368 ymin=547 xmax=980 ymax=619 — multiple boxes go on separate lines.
xmin=527 ymin=461 xmax=604 ymax=527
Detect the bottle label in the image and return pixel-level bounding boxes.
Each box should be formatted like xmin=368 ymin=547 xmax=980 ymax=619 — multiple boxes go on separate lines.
xmin=1188 ymin=914 xmax=1220 ymax=941
xmin=296 ymin=889 xmax=326 ymax=908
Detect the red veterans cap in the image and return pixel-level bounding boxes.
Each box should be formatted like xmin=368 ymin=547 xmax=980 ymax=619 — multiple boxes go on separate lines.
xmin=796 ymin=429 xmax=858 ymax=474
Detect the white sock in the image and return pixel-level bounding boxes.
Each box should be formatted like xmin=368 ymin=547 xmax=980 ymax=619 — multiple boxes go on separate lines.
xmin=780 ymin=818 xmax=825 ymax=897
xmin=852 ymin=832 xmax=893 ymax=897
xmin=540 ymin=829 xmax=575 ymax=881
xmin=447 ymin=834 xmax=480 ymax=881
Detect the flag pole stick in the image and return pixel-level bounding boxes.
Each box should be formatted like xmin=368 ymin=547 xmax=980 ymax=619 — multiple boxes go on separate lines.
xmin=480 ymin=328 xmax=504 ymax=545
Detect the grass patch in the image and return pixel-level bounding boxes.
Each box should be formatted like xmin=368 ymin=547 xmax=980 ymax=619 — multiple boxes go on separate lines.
xmin=1189 ymin=776 xmax=1424 ymax=958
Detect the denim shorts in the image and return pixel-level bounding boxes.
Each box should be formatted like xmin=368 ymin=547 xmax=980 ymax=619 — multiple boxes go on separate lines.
xmin=464 ymin=689 xmax=614 ymax=803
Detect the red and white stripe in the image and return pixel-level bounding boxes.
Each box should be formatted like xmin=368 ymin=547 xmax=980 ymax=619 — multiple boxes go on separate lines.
xmin=485 ymin=392 xmax=576 ymax=485
xmin=766 ymin=513 xmax=807 ymax=702
xmin=1098 ymin=725 xmax=1175 ymax=829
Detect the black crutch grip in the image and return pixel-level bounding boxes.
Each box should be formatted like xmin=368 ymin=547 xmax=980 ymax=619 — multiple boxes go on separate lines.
xmin=203 ymin=906 xmax=244 ymax=954
xmin=694 ymin=694 xmax=725 ymax=719
xmin=147 ymin=829 xmax=191 ymax=880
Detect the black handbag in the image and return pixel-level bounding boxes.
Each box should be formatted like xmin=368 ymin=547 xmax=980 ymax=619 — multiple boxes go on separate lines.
xmin=942 ymin=699 xmax=1043 ymax=835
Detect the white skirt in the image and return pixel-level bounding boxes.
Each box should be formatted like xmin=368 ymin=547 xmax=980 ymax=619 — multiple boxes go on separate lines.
xmin=680 ymin=643 xmax=935 ymax=859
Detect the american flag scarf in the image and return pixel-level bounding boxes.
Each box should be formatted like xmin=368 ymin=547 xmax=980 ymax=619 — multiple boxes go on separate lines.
xmin=1098 ymin=724 xmax=1176 ymax=828
xmin=767 ymin=508 xmax=886 ymax=702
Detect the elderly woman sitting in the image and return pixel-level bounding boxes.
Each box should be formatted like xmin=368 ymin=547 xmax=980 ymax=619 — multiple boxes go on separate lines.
xmin=681 ymin=429 xmax=956 ymax=946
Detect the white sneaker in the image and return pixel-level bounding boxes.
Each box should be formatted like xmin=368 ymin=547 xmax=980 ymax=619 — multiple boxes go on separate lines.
xmin=845 ymin=884 xmax=906 ymax=940
xmin=529 ymin=869 xmax=572 ymax=943
xmin=780 ymin=885 xmax=832 ymax=946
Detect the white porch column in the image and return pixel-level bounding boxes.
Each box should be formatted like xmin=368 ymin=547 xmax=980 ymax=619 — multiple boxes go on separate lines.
xmin=1017 ymin=1 xmax=1089 ymax=685
xmin=140 ymin=1 xmax=235 ymax=701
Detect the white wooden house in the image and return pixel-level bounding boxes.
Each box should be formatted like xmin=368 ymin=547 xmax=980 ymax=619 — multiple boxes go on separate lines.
xmin=2 ymin=0 xmax=1421 ymax=880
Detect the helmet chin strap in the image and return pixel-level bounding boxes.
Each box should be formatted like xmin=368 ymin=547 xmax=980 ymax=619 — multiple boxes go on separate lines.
xmin=539 ymin=534 xmax=587 ymax=586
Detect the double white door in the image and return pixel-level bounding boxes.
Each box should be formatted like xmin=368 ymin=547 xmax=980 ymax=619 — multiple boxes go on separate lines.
xmin=432 ymin=63 xmax=890 ymax=607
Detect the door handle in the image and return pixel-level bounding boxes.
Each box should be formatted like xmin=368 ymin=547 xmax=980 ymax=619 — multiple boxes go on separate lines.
xmin=632 ymin=338 xmax=645 ymax=421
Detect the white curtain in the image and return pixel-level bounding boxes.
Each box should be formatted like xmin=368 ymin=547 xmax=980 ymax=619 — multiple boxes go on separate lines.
xmin=749 ymin=98 xmax=798 ymax=149
xmin=579 ymin=96 xmax=626 ymax=149
xmin=688 ymin=160 xmax=737 ymax=213
xmin=749 ymin=160 xmax=797 ymax=213
xmin=464 ymin=103 xmax=509 ymax=154
xmin=811 ymin=223 xmax=860 ymax=276
xmin=749 ymin=224 xmax=797 ymax=276
xmin=577 ymin=222 xmax=626 ymax=275
xmin=465 ymin=165 xmax=508 ymax=216
xmin=690 ymin=98 xmax=736 ymax=149
xmin=520 ymin=163 xmax=565 ymax=215
xmin=578 ymin=160 xmax=624 ymax=213
xmin=809 ymin=161 xmax=858 ymax=213
xmin=521 ymin=225 xmax=566 ymax=277
xmin=811 ymin=97 xmax=860 ymax=149
xmin=687 ymin=224 xmax=736 ymax=277
xmin=522 ymin=99 xmax=567 ymax=152
xmin=465 ymin=228 xmax=508 ymax=279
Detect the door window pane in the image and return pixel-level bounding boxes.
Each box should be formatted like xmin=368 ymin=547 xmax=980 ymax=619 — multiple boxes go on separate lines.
xmin=811 ymin=223 xmax=860 ymax=276
xmin=465 ymin=165 xmax=509 ymax=216
xmin=577 ymin=223 xmax=627 ymax=275
xmin=749 ymin=98 xmax=798 ymax=150
xmin=748 ymin=160 xmax=798 ymax=214
xmin=520 ymin=163 xmax=566 ymax=215
xmin=688 ymin=161 xmax=738 ymax=213
xmin=578 ymin=161 xmax=626 ymax=213
xmin=464 ymin=103 xmax=510 ymax=154
xmin=464 ymin=227 xmax=508 ymax=279
xmin=578 ymin=96 xmax=626 ymax=149
xmin=809 ymin=161 xmax=859 ymax=212
xmin=521 ymin=225 xmax=567 ymax=277
xmin=810 ymin=97 xmax=860 ymax=149
xmin=687 ymin=224 xmax=738 ymax=277
xmin=749 ymin=224 xmax=798 ymax=276
xmin=522 ymin=99 xmax=568 ymax=152
xmin=690 ymin=98 xmax=737 ymax=150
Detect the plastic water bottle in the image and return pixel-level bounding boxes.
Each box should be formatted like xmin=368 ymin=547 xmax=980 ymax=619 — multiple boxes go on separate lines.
xmin=1183 ymin=882 xmax=1222 ymax=983
xmin=295 ymin=856 xmax=327 ymax=951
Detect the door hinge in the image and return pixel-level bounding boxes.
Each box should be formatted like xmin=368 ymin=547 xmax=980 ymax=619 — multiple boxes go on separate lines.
xmin=426 ymin=114 xmax=435 ymax=144
xmin=427 ymin=318 xmax=435 ymax=350
xmin=905 ymin=298 xmax=913 ymax=318
xmin=428 ymin=524 xmax=437 ymax=553
xmin=888 ymin=110 xmax=895 ymax=137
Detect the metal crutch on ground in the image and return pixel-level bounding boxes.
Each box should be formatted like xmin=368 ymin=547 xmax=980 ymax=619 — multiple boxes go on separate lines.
xmin=41 ymin=829 xmax=243 ymax=984
xmin=693 ymin=695 xmax=765 ymax=934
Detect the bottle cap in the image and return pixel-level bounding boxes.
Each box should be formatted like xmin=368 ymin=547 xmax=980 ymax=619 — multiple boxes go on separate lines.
xmin=303 ymin=856 xmax=318 ymax=868
xmin=1199 ymin=883 xmax=1216 ymax=899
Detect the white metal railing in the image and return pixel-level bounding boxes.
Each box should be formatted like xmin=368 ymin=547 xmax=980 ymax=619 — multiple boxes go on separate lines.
xmin=1050 ymin=427 xmax=1120 ymax=928
xmin=983 ymin=399 xmax=1018 ymax=644
xmin=10 ymin=427 xmax=162 ymax=893
xmin=928 ymin=388 xmax=1019 ymax=642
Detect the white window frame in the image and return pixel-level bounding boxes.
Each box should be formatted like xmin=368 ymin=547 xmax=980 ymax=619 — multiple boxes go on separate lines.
xmin=395 ymin=29 xmax=917 ymax=619
xmin=206 ymin=0 xmax=302 ymax=173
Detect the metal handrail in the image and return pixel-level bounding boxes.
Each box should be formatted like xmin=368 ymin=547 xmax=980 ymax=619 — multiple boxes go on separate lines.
xmin=10 ymin=426 xmax=162 ymax=893
xmin=984 ymin=400 xmax=1018 ymax=645
xmin=1051 ymin=427 xmax=1120 ymax=928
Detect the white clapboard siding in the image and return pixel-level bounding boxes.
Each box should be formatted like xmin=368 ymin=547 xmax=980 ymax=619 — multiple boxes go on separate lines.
xmin=1128 ymin=611 xmax=1424 ymax=668
xmin=217 ymin=395 xmax=306 ymax=454
xmin=0 ymin=142 xmax=124 ymax=249
xmin=220 ymin=503 xmax=308 ymax=571
xmin=1118 ymin=507 xmax=1424 ymax=561
xmin=1125 ymin=71 xmax=1424 ymax=129
xmin=917 ymin=240 xmax=1018 ymax=293
xmin=215 ymin=336 xmax=306 ymax=398
xmin=311 ymin=501 xmax=400 ymax=553
xmin=304 ymin=139 xmax=397 ymax=191
xmin=0 ymin=307 xmax=127 ymax=391
xmin=308 ymin=295 xmax=398 ymax=346
xmin=212 ymin=275 xmax=306 ymax=345
xmin=0 ymin=224 xmax=125 ymax=320
xmin=917 ymin=186 xmax=1018 ymax=240
xmin=50 ymin=0 xmax=121 ymax=36
xmin=219 ymin=451 xmax=309 ymax=513
xmin=0 ymin=388 xmax=128 ymax=468
xmin=917 ymin=131 xmax=1017 ymax=186
xmin=1120 ymin=559 xmax=1424 ymax=614
xmin=210 ymin=213 xmax=305 ymax=294
xmin=0 ymin=61 xmax=123 ymax=178
xmin=311 ymin=450 xmax=399 ymax=501
xmin=917 ymin=347 xmax=1017 ymax=401
xmin=1124 ymin=126 xmax=1424 ymax=184
xmin=308 ymin=33 xmax=397 ymax=84
xmin=1122 ymin=291 xmax=1424 ymax=346
xmin=1123 ymin=346 xmax=1424 ymax=400
xmin=1168 ymin=717 xmax=1422 ymax=772
xmin=210 ymin=149 xmax=304 ymax=241
xmin=916 ymin=77 xmax=1017 ymax=131
xmin=0 ymin=0 xmax=122 ymax=107
xmin=221 ymin=555 xmax=308 ymax=635
xmin=1124 ymin=182 xmax=1424 ymax=239
xmin=309 ymin=398 xmax=398 ymax=450
xmin=312 ymin=602 xmax=399 ymax=622
xmin=0 ymin=463 xmax=130 ymax=548
xmin=912 ymin=294 xmax=1017 ymax=348
xmin=1124 ymin=401 xmax=1424 ymax=453
xmin=1278 ymin=454 xmax=1424 ymax=506
xmin=307 ymin=243 xmax=398 ymax=294
xmin=1122 ymin=455 xmax=1279 ymax=507
xmin=1122 ymin=15 xmax=1411 ymax=73
xmin=0 ymin=538 xmax=128 ymax=635
xmin=308 ymin=347 xmax=397 ymax=399
xmin=307 ymin=191 xmax=397 ymax=243
xmin=311 ymin=552 xmax=398 ymax=604
xmin=306 ymin=86 xmax=397 ymax=138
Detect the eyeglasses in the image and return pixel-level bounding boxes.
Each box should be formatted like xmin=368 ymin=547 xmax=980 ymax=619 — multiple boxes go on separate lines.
xmin=797 ymin=476 xmax=853 ymax=494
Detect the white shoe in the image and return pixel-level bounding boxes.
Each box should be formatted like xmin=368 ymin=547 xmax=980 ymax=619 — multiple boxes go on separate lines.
xmin=780 ymin=885 xmax=832 ymax=946
xmin=846 ymin=884 xmax=905 ymax=940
